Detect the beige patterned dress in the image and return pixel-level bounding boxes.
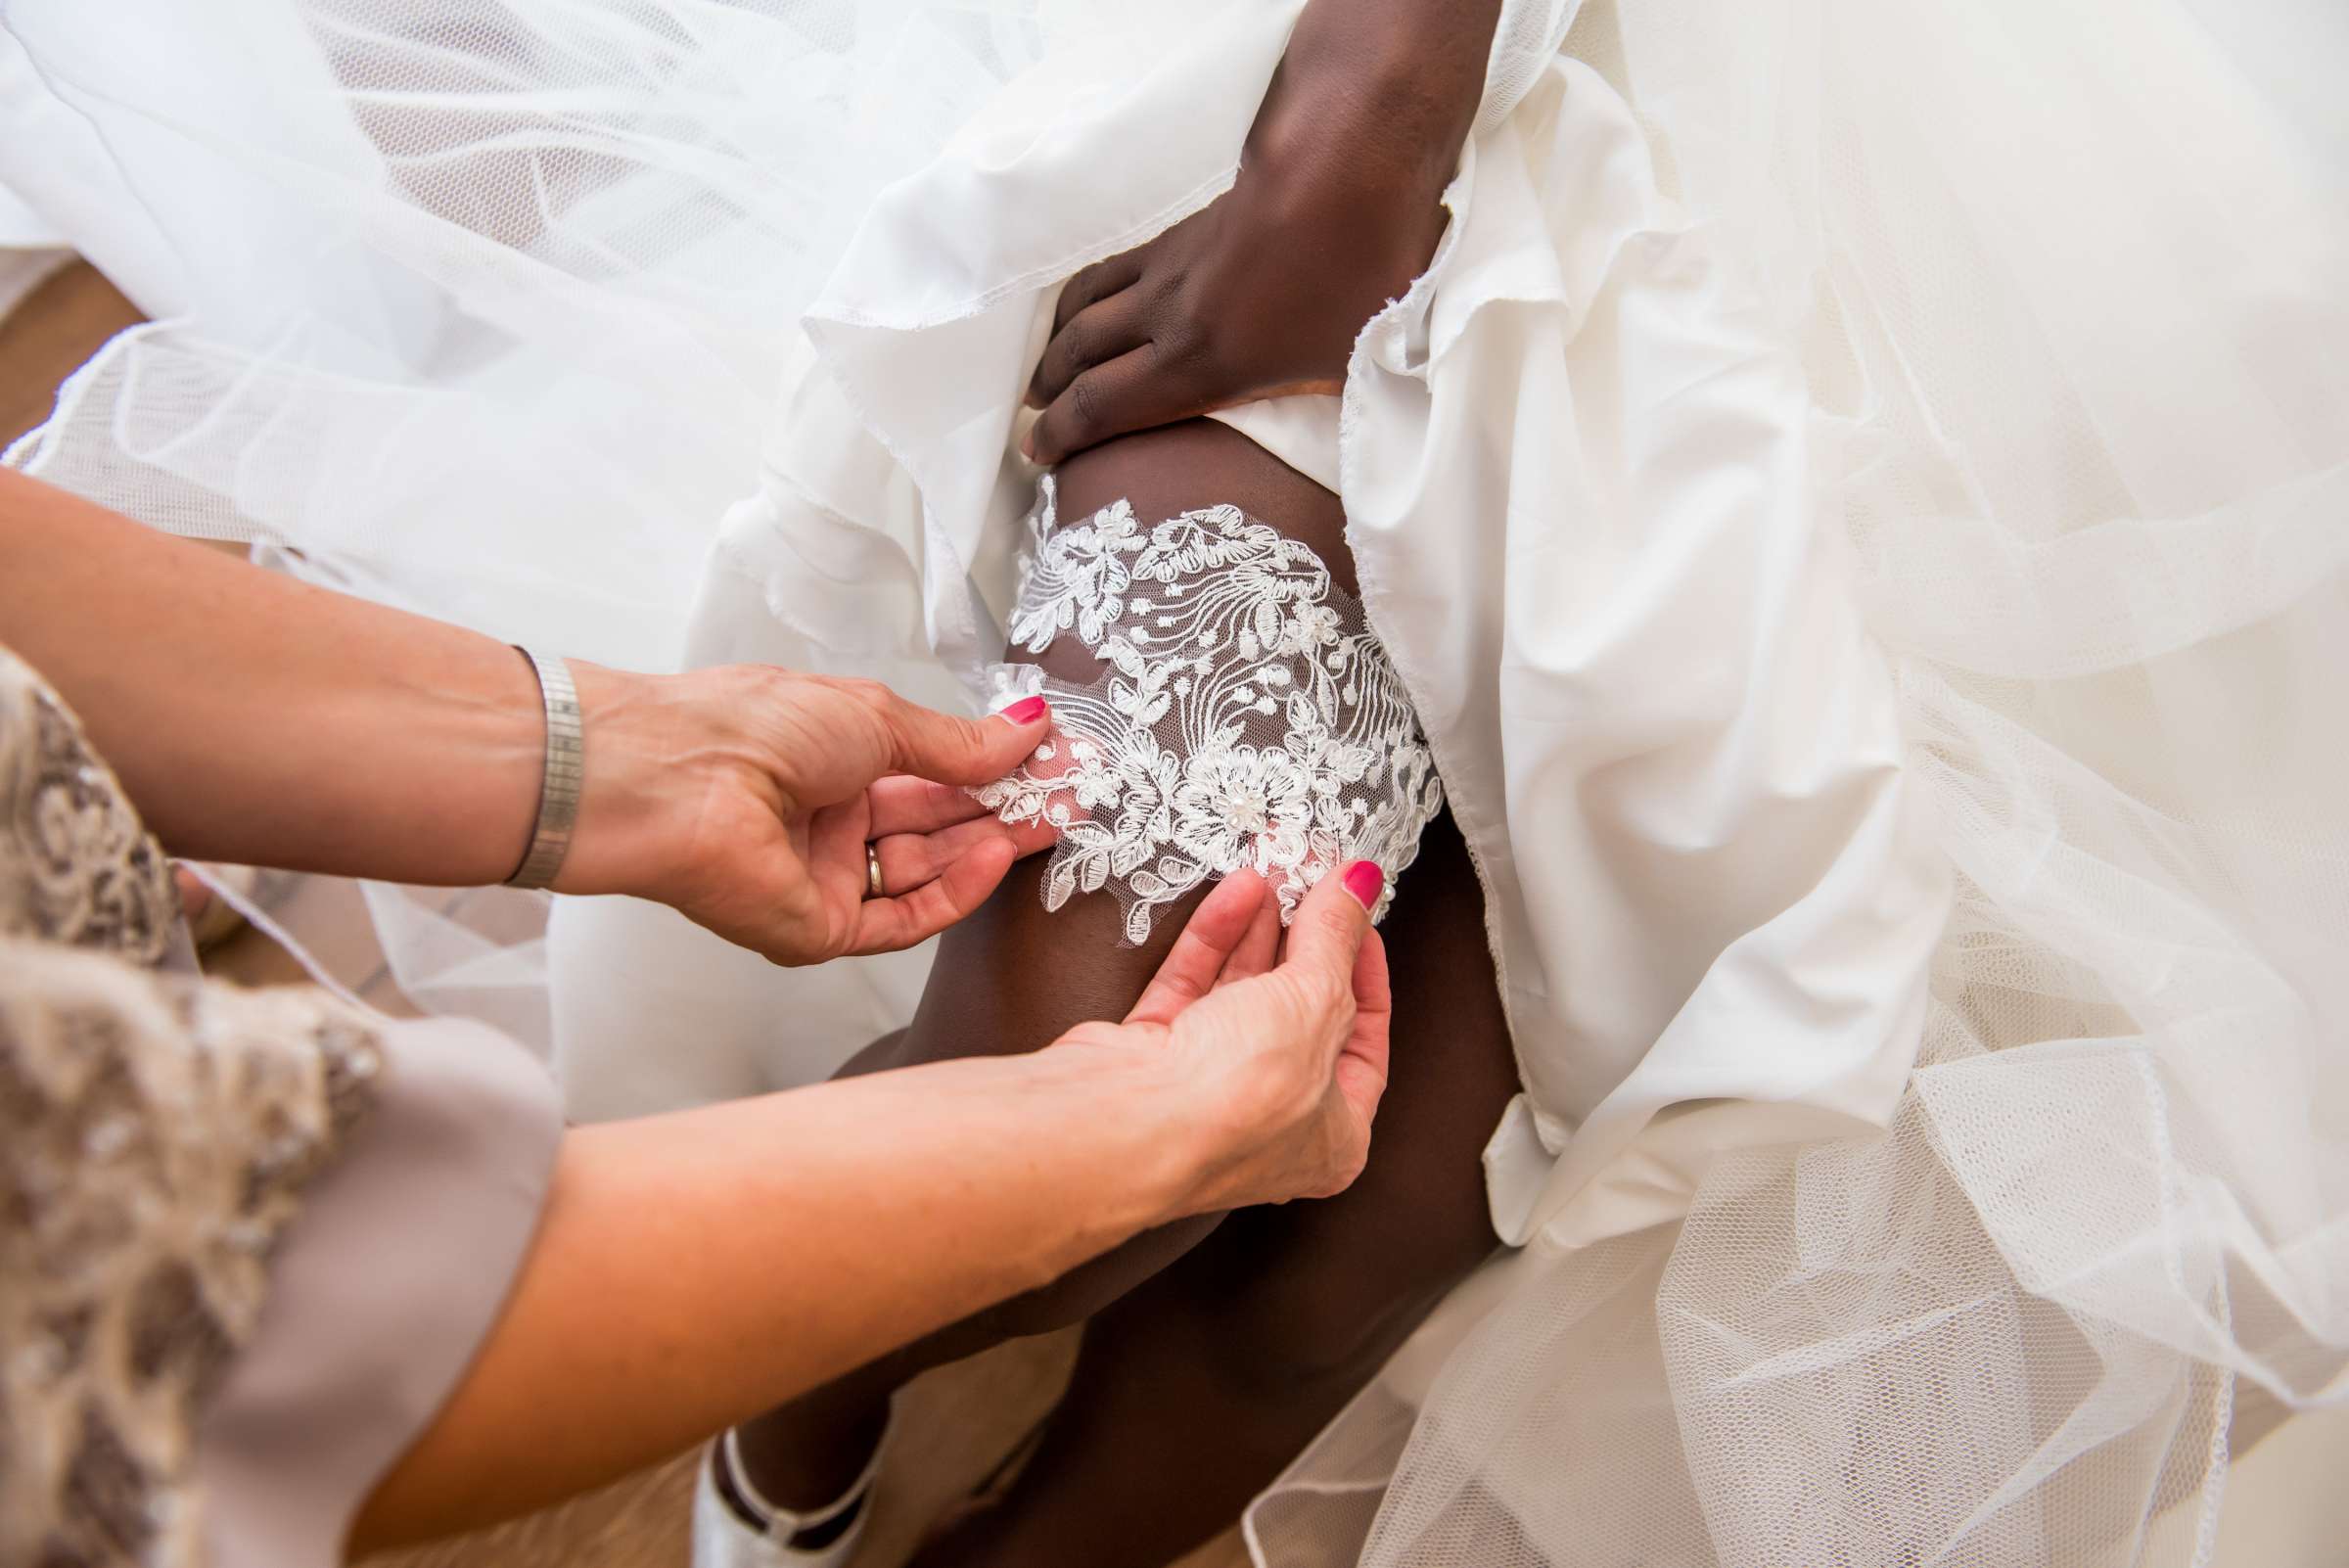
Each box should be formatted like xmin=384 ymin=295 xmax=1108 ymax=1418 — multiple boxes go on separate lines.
xmin=0 ymin=646 xmax=562 ymax=1568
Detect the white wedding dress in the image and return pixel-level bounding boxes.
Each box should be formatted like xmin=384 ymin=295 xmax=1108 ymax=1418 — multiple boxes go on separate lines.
xmin=8 ymin=1 xmax=2349 ymax=1563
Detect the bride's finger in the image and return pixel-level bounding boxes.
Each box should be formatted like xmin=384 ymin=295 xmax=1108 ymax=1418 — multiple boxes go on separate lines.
xmin=1052 ymin=248 xmax=1147 ymax=334
xmin=1026 ymin=289 xmax=1149 ymax=411
xmin=1024 ymin=344 xmax=1196 ymax=466
xmin=1125 ymin=872 xmax=1269 ymax=1027
xmin=846 ymin=835 xmax=1019 ymax=955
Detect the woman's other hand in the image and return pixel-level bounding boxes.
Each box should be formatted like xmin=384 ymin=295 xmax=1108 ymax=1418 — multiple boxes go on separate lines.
xmin=1055 ymin=865 xmax=1395 ymax=1213
xmin=357 ymin=862 xmax=1391 ymax=1545
xmin=557 ymin=665 xmax=1056 ymax=965
xmin=1020 ymin=1 xmax=1502 ymax=467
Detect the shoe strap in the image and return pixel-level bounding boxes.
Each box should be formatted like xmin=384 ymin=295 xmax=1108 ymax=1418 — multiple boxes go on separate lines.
xmin=717 ymin=1415 xmax=889 ymax=1537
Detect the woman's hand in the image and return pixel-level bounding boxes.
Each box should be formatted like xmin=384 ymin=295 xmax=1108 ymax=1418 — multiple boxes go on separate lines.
xmin=1020 ymin=2 xmax=1502 ymax=467
xmin=1053 ymin=863 xmax=1394 ymax=1214
xmin=360 ymin=861 xmax=1392 ymax=1546
xmin=557 ymin=664 xmax=1056 ymax=965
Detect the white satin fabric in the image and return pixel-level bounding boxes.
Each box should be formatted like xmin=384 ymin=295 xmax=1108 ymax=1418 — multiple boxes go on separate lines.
xmin=8 ymin=0 xmax=2349 ymax=1562
xmin=558 ymin=0 xmax=1956 ymax=1250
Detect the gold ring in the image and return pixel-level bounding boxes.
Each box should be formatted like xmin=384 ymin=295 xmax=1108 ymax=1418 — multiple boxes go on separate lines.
xmin=865 ymin=842 xmax=885 ymax=900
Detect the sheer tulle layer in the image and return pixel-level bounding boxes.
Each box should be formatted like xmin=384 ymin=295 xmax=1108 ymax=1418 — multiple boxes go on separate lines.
xmin=2 ymin=0 xmax=1065 ymax=1047
xmin=1253 ymin=4 xmax=2349 ymax=1565
xmin=9 ymin=0 xmax=2349 ymax=1563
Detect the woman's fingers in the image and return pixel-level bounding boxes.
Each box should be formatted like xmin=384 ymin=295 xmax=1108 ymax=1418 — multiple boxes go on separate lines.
xmin=867 ymin=816 xmax=1035 ymax=898
xmin=805 ymin=791 xmax=872 ymax=910
xmin=1126 ymin=872 xmax=1270 ymax=1027
xmin=846 ymin=833 xmax=1020 ymax=956
xmin=1221 ymin=878 xmax=1284 ymax=986
xmin=1170 ymin=866 xmax=1390 ymax=1208
xmin=772 ymin=778 xmax=1051 ymax=963
xmin=1141 ymin=860 xmax=1375 ymax=1028
xmin=1277 ymin=859 xmax=1381 ymax=1006
xmin=1331 ymin=927 xmax=1393 ymax=1130
xmin=865 ymin=775 xmax=1055 ymax=858
xmin=876 ymin=688 xmax=1050 ymax=787
xmin=1026 ymin=290 xmax=1150 ymax=412
xmin=865 ymin=774 xmax=991 ymax=837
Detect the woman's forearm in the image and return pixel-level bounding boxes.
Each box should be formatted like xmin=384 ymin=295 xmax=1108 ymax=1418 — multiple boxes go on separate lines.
xmin=351 ymin=864 xmax=1389 ymax=1551
xmin=350 ymin=1042 xmax=1196 ymax=1550
xmin=0 ymin=467 xmax=544 ymax=883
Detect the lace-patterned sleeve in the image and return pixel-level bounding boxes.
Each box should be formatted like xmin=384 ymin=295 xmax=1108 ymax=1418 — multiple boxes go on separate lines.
xmin=0 ymin=941 xmax=383 ymax=1568
xmin=974 ymin=478 xmax=1444 ymax=945
xmin=0 ymin=643 xmax=563 ymax=1568
xmin=0 ymin=645 xmax=176 ymax=963
xmin=0 ymin=941 xmax=563 ymax=1568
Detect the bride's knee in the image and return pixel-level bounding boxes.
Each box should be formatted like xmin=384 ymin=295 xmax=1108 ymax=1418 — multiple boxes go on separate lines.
xmin=1189 ymin=1215 xmax=1497 ymax=1397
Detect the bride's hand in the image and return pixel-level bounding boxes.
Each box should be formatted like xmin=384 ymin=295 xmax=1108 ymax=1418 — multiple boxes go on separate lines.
xmin=553 ymin=664 xmax=1056 ymax=965
xmin=1053 ymin=864 xmax=1395 ymax=1213
xmin=1019 ymin=8 xmax=1497 ymax=467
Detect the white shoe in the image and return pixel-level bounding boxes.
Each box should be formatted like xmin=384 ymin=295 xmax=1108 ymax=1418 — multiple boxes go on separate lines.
xmin=691 ymin=1409 xmax=895 ymax=1568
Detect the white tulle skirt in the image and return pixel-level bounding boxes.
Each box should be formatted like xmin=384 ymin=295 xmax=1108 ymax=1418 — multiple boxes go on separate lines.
xmin=8 ymin=1 xmax=2349 ymax=1564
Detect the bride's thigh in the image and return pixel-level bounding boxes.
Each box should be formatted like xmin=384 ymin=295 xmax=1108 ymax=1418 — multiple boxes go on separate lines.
xmin=1143 ymin=804 xmax=1517 ymax=1387
xmin=850 ymin=422 xmax=1503 ymax=1342
xmin=833 ymin=420 xmax=1398 ymax=1337
xmin=853 ymin=419 xmax=1359 ymax=1079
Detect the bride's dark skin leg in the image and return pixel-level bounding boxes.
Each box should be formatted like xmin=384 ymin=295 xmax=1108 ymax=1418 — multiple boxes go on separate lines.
xmin=918 ymin=805 xmax=1513 ymax=1568
xmin=728 ymin=423 xmax=1516 ymax=1560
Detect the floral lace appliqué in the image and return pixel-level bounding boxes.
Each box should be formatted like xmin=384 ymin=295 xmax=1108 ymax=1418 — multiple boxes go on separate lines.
xmin=975 ymin=479 xmax=1442 ymax=944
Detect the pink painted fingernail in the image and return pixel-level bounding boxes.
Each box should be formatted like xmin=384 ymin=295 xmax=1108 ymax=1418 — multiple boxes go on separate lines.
xmin=1000 ymin=695 xmax=1049 ymax=726
xmin=1341 ymin=860 xmax=1384 ymax=910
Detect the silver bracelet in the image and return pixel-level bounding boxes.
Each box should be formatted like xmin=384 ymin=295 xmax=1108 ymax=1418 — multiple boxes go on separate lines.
xmin=507 ymin=647 xmax=582 ymax=890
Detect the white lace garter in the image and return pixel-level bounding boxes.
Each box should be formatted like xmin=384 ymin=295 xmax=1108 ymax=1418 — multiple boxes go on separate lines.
xmin=973 ymin=478 xmax=1443 ymax=944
